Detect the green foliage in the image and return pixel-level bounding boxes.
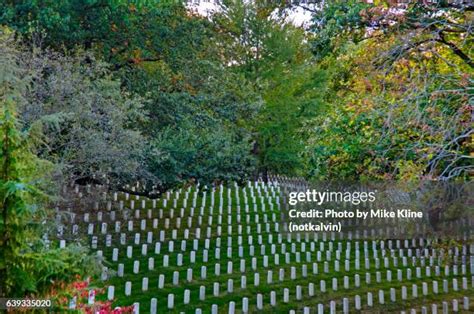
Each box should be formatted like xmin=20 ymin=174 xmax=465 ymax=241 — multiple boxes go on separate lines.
xmin=0 ymin=105 xmax=99 ymax=297
xmin=15 ymin=47 xmax=149 ymax=187
xmin=1 ymin=0 xmax=136 ymax=49
xmin=2 ymin=0 xmax=470 ymax=190
xmin=148 ymin=122 xmax=255 ymax=189
xmin=213 ymin=0 xmax=324 ymax=176
xmin=1 ymin=0 xmax=260 ymax=190
xmin=0 ymin=1 xmax=211 ymax=69
xmin=0 ymin=30 xmax=100 ymax=297
xmin=305 ymin=1 xmax=473 ymax=181
xmin=310 ymin=0 xmax=369 ymax=60
xmin=103 ymin=2 xmax=260 ymax=188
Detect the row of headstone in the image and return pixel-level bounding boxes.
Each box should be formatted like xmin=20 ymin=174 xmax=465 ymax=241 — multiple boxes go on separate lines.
xmin=63 ymin=178 xmax=473 ymax=313
xmin=85 ymin=223 xmax=474 ymax=259
xmin=112 ymin=271 xmax=472 ymax=304
xmin=109 ymin=290 xmax=470 ymax=313
xmin=60 ymin=182 xmax=473 ymax=244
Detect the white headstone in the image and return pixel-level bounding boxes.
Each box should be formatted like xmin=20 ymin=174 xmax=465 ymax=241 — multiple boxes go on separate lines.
xmin=167 ymin=294 xmax=174 ymax=309
xmin=125 ymin=281 xmax=132 ymax=296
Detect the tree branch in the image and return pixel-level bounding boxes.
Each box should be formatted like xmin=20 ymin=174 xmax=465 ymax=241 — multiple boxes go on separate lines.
xmin=437 ymin=31 xmax=473 ymax=68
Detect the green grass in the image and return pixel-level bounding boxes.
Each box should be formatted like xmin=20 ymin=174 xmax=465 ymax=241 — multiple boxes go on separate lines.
xmin=60 ymin=183 xmax=474 ymax=313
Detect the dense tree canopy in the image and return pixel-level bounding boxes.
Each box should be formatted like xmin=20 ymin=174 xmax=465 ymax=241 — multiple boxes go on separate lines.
xmin=1 ymin=0 xmax=470 ymax=184
xmin=1 ymin=1 xmax=262 ymax=191
xmin=18 ymin=49 xmax=149 ymax=187
xmin=0 ymin=30 xmax=100 ymax=297
xmin=212 ymin=0 xmax=325 ymax=177
xmin=304 ymin=0 xmax=473 ymax=181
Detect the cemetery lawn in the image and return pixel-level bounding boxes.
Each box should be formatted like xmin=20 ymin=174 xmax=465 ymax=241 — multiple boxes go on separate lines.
xmin=61 ymin=181 xmax=474 ymax=313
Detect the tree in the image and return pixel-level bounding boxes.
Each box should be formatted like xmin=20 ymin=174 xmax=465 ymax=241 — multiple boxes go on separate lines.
xmin=107 ymin=2 xmax=261 ymax=190
xmin=147 ymin=121 xmax=256 ymax=189
xmin=212 ymin=0 xmax=324 ymax=178
xmin=304 ymin=0 xmax=473 ymax=181
xmin=0 ymin=29 xmax=99 ymax=297
xmin=16 ymin=47 xmax=150 ymax=188
xmin=1 ymin=0 xmax=261 ymax=191
xmin=1 ymin=0 xmax=131 ymax=50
